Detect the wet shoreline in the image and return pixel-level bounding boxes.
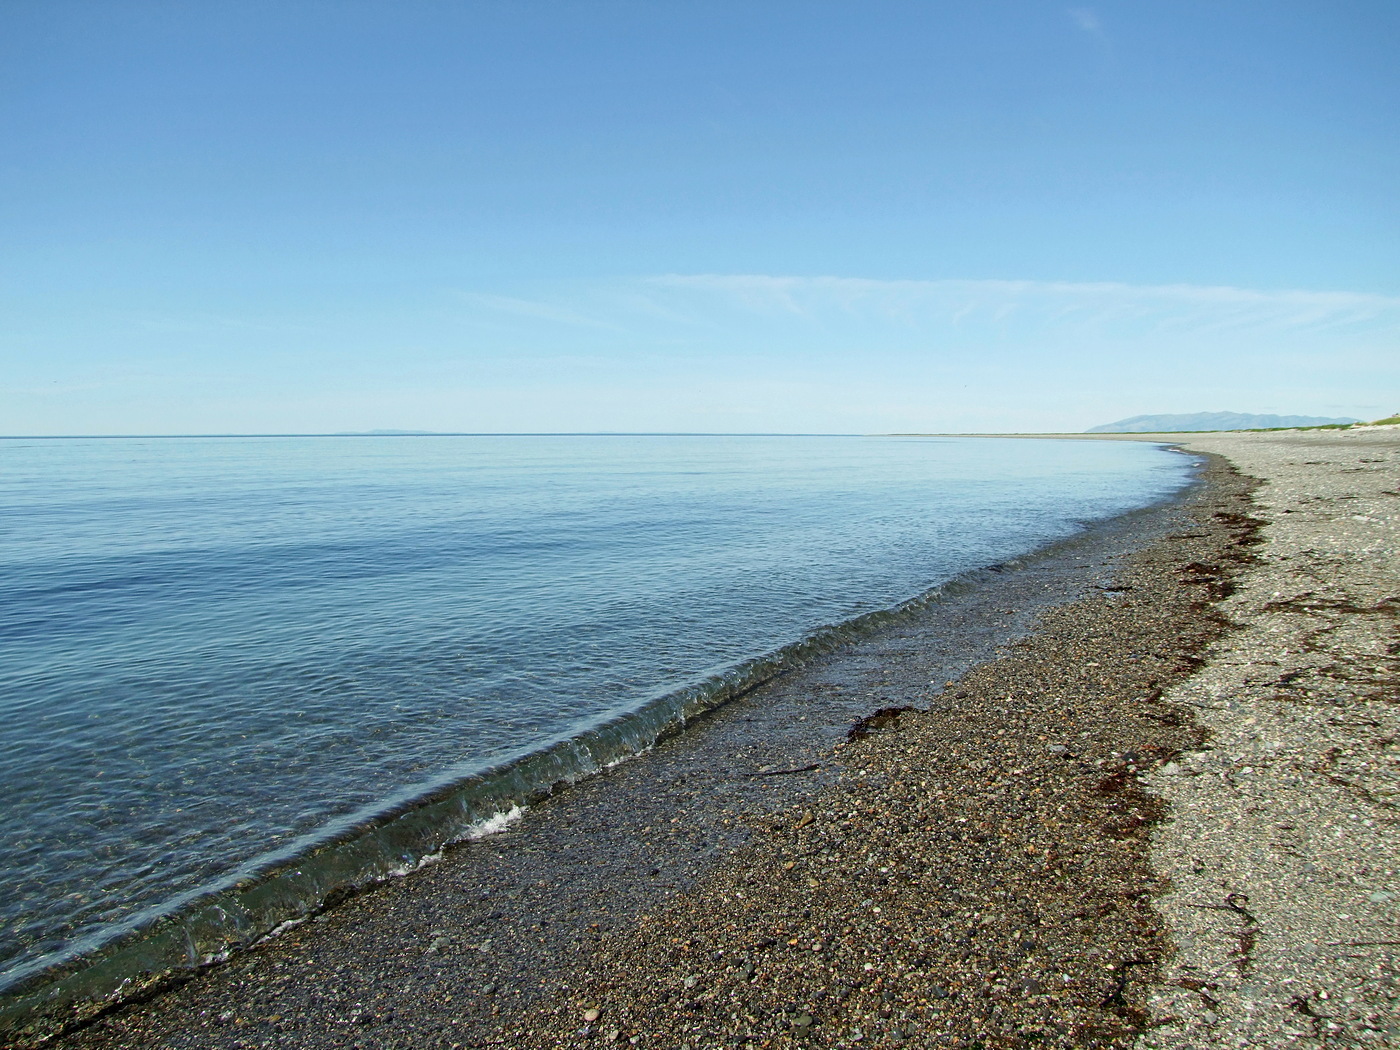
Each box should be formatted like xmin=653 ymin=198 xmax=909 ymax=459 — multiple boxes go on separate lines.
xmin=495 ymin=453 xmax=1260 ymax=1049
xmin=35 ymin=453 xmax=1252 ymax=1049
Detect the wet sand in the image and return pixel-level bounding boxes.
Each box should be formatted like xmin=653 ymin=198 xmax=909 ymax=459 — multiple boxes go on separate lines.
xmin=31 ymin=449 xmax=1264 ymax=1048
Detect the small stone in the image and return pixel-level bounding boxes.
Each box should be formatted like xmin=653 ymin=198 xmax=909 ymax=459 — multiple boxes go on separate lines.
xmin=793 ymin=1013 xmax=814 ymax=1029
xmin=1370 ymin=890 xmax=1393 ymax=903
xmin=583 ymin=1007 xmax=602 ymax=1023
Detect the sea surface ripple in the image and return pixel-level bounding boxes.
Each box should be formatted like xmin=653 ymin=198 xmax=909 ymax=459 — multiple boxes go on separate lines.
xmin=0 ymin=434 xmax=1190 ymax=991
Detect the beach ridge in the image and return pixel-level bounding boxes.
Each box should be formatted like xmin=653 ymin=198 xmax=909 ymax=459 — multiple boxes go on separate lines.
xmin=1138 ymin=428 xmax=1400 ymax=1048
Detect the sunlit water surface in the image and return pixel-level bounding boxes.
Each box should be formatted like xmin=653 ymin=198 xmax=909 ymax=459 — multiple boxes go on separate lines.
xmin=0 ymin=434 xmax=1191 ymax=989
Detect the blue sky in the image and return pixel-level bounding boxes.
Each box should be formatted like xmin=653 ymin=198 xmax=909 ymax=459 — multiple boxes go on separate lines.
xmin=2 ymin=1 xmax=1396 ymax=434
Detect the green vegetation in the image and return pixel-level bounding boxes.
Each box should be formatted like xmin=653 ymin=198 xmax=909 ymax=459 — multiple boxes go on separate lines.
xmin=1243 ymin=422 xmax=1355 ymax=432
xmin=1252 ymin=413 xmax=1400 ymax=432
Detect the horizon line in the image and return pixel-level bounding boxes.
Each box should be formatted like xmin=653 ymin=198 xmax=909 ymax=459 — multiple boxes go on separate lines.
xmin=0 ymin=431 xmax=893 ymax=440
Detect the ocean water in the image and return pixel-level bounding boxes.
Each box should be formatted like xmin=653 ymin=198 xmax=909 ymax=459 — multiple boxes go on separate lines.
xmin=0 ymin=434 xmax=1191 ymax=1015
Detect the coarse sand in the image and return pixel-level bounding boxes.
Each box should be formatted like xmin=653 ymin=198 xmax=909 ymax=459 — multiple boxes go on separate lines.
xmin=1137 ymin=428 xmax=1400 ymax=1049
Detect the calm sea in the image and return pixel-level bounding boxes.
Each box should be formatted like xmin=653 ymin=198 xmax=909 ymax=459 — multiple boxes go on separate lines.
xmin=0 ymin=434 xmax=1191 ymax=1012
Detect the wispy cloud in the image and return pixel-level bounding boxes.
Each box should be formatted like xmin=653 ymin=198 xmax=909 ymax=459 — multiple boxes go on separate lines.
xmin=1069 ymin=7 xmax=1101 ymax=33
xmin=641 ymin=274 xmax=1400 ymax=337
xmin=1067 ymin=7 xmax=1113 ymax=57
xmin=454 ymin=292 xmax=623 ymax=332
xmin=438 ymin=272 xmax=1398 ymax=430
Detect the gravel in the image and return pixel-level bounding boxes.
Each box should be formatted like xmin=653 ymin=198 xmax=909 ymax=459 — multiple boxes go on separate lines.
xmin=1135 ymin=427 xmax=1400 ymax=1050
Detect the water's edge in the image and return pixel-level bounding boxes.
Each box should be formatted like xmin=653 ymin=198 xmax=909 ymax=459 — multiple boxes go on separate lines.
xmin=0 ymin=449 xmax=1197 ymax=1040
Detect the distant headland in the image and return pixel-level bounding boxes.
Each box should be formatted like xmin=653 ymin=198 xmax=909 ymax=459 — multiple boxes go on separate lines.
xmin=1088 ymin=411 xmax=1362 ymax=433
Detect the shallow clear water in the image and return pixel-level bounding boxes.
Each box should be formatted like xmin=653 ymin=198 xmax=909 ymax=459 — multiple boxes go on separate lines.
xmin=0 ymin=434 xmax=1190 ymax=992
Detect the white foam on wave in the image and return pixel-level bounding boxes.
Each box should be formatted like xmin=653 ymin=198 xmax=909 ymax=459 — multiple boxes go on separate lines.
xmin=386 ymin=853 xmax=441 ymax=877
xmin=465 ymin=804 xmax=526 ymax=841
xmin=248 ymin=811 xmax=527 ymax=949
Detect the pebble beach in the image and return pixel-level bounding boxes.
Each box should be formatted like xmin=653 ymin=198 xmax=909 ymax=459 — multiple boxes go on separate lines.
xmin=27 ymin=428 xmax=1399 ymax=1049
xmin=1140 ymin=428 xmax=1400 ymax=1048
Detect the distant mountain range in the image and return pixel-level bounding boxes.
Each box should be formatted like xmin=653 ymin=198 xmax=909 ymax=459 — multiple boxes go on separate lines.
xmin=1087 ymin=412 xmax=1361 ymax=434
